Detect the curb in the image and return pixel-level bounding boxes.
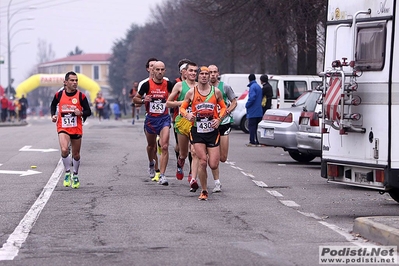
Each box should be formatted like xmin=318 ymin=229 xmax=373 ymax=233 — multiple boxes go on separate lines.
xmin=353 ymin=216 xmax=399 ymax=247
xmin=0 ymin=121 xmax=28 ymax=127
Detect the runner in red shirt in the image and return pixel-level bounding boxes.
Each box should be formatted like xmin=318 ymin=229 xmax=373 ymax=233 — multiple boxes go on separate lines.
xmin=50 ymin=71 xmax=92 ymax=189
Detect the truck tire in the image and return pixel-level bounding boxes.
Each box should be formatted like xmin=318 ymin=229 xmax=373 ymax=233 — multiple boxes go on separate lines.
xmin=240 ymin=117 xmax=249 ymax=134
xmin=288 ymin=151 xmax=316 ymax=163
xmin=388 ymin=189 xmax=399 ymax=203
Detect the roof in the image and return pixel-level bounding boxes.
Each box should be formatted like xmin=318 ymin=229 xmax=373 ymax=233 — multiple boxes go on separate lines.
xmin=39 ymin=53 xmax=111 ymax=66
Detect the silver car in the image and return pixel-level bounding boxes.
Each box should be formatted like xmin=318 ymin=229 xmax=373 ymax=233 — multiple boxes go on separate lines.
xmin=232 ymin=75 xmax=322 ymax=133
xmin=257 ymin=91 xmax=320 ymax=162
xmin=296 ymin=91 xmax=322 ymax=157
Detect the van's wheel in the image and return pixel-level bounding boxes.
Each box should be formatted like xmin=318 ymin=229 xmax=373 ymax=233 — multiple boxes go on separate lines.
xmin=388 ymin=189 xmax=399 ymax=203
xmin=288 ymin=151 xmax=316 ymax=163
xmin=240 ymin=117 xmax=249 ymax=134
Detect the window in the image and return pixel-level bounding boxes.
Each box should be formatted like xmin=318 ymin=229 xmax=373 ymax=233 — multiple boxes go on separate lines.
xmin=74 ymin=65 xmax=81 ymax=73
xmin=284 ymin=81 xmax=307 ymax=101
xmin=93 ymin=65 xmax=100 ymax=80
xmin=269 ymin=80 xmax=278 ymax=99
xmin=356 ymin=22 xmax=386 ymax=71
xmin=311 ymin=81 xmax=322 ymax=90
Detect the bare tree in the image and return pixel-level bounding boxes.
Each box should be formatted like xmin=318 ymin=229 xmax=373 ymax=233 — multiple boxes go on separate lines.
xmin=30 ymin=39 xmax=57 ymax=110
xmin=108 ymin=0 xmax=326 ymax=100
xmin=36 ymin=38 xmax=56 ymax=64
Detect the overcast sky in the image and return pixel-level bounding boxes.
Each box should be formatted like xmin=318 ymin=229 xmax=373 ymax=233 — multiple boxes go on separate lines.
xmin=0 ymin=0 xmax=165 ymax=88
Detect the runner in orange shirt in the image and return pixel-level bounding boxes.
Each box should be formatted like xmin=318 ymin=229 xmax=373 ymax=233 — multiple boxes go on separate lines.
xmin=180 ymin=66 xmax=227 ymax=200
xmin=94 ymin=92 xmax=106 ymax=122
xmin=50 ymin=71 xmax=92 ymax=188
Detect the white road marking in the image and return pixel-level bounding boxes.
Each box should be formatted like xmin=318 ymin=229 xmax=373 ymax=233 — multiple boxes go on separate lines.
xmin=0 ymin=159 xmax=63 ymax=261
xmin=241 ymin=171 xmax=254 ymax=177
xmin=252 ymin=180 xmax=268 ymax=187
xmin=0 ymin=169 xmax=41 ymax=176
xmin=280 ymin=200 xmax=300 ymax=207
xmin=318 ymin=221 xmax=372 ymax=246
xmin=297 ymin=210 xmax=322 ymax=220
xmin=232 ymin=160 xmax=370 ymax=246
xmin=277 ymin=164 xmax=286 ymax=166
xmin=19 ymin=146 xmax=58 ymax=153
xmin=267 ymin=190 xmax=283 ymax=197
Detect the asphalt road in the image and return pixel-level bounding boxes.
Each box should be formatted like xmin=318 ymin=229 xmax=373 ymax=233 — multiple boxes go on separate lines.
xmin=0 ymin=116 xmax=397 ymax=266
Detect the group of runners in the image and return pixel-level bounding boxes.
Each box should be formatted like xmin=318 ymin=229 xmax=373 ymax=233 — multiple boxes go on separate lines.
xmin=49 ymin=59 xmax=238 ymax=201
xmin=133 ymin=58 xmax=237 ymax=201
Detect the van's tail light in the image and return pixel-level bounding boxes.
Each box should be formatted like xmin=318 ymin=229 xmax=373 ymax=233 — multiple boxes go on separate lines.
xmin=238 ymin=90 xmax=248 ymax=100
xmin=327 ymin=164 xmax=343 ymax=177
xmin=375 ymin=169 xmax=384 ymax=183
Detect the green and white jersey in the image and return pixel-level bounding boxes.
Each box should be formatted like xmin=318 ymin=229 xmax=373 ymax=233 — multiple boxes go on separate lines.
xmin=218 ymin=81 xmax=237 ymax=125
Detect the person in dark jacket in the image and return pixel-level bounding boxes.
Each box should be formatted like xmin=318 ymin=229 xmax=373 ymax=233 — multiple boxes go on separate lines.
xmin=245 ymin=74 xmax=263 ymax=146
xmin=260 ymin=74 xmax=273 ymax=114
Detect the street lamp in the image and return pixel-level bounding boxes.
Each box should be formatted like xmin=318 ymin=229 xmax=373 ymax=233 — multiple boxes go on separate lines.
xmin=7 ymin=0 xmax=35 ymax=98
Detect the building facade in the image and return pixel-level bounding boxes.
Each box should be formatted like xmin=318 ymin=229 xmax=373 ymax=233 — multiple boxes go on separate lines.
xmin=38 ymin=53 xmax=112 ymax=99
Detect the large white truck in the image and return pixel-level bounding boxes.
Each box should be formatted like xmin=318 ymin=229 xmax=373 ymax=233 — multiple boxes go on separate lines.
xmin=320 ymin=0 xmax=399 ymax=202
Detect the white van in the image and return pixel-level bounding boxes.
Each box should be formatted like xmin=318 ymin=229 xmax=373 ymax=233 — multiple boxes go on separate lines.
xmin=230 ymin=74 xmax=322 ymax=133
xmin=219 ymin=74 xmax=263 ymax=98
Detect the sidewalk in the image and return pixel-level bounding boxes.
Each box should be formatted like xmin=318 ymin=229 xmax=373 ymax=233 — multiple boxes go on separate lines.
xmin=353 ymin=217 xmax=399 ymax=247
xmin=0 ymin=120 xmax=28 ymax=127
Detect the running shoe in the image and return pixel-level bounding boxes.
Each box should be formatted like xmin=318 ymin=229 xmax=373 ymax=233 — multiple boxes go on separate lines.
xmin=156 ymin=136 xmax=162 ymax=155
xmin=212 ymin=182 xmax=222 ymax=193
xmin=63 ymin=172 xmax=71 ymax=187
xmin=152 ymin=171 xmax=161 ymax=182
xmin=71 ymin=175 xmax=80 ymax=189
xmin=198 ymin=190 xmax=208 ymax=201
xmin=148 ymin=160 xmax=155 ymax=178
xmin=177 ymin=157 xmax=185 ymax=168
xmin=159 ymin=175 xmax=169 ymax=186
xmin=189 ymin=179 xmax=199 ymax=192
xmin=176 ymin=167 xmax=184 ymax=180
xmin=131 ymin=119 xmax=135 ymax=125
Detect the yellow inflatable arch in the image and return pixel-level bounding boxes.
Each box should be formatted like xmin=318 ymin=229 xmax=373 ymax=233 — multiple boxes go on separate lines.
xmin=15 ymin=73 xmax=101 ymax=102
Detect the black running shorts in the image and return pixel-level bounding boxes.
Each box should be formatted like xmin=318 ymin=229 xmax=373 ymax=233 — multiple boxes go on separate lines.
xmin=189 ymin=127 xmax=220 ymax=147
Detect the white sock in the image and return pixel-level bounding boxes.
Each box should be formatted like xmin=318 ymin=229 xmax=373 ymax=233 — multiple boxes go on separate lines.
xmin=73 ymin=158 xmax=80 ymax=175
xmin=215 ymin=179 xmax=220 ymax=185
xmin=62 ymin=156 xmax=71 ymax=172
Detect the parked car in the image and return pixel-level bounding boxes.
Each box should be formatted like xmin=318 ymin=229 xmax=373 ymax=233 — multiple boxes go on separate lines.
xmin=257 ymin=90 xmax=321 ymax=162
xmin=296 ymin=91 xmax=323 ymax=158
xmin=232 ymin=75 xmax=321 ymax=133
xmin=220 ymin=74 xmax=263 ymax=134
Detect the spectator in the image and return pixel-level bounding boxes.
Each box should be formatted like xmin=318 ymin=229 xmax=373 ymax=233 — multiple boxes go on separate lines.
xmin=8 ymin=97 xmax=16 ymax=122
xmin=113 ymin=100 xmax=121 ymax=120
xmin=1 ymin=96 xmax=8 ymax=122
xmin=260 ymin=74 xmax=273 ymax=114
xmin=19 ymin=94 xmax=28 ymax=121
xmin=245 ymin=74 xmax=263 ymax=146
xmin=14 ymin=97 xmax=20 ymax=121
